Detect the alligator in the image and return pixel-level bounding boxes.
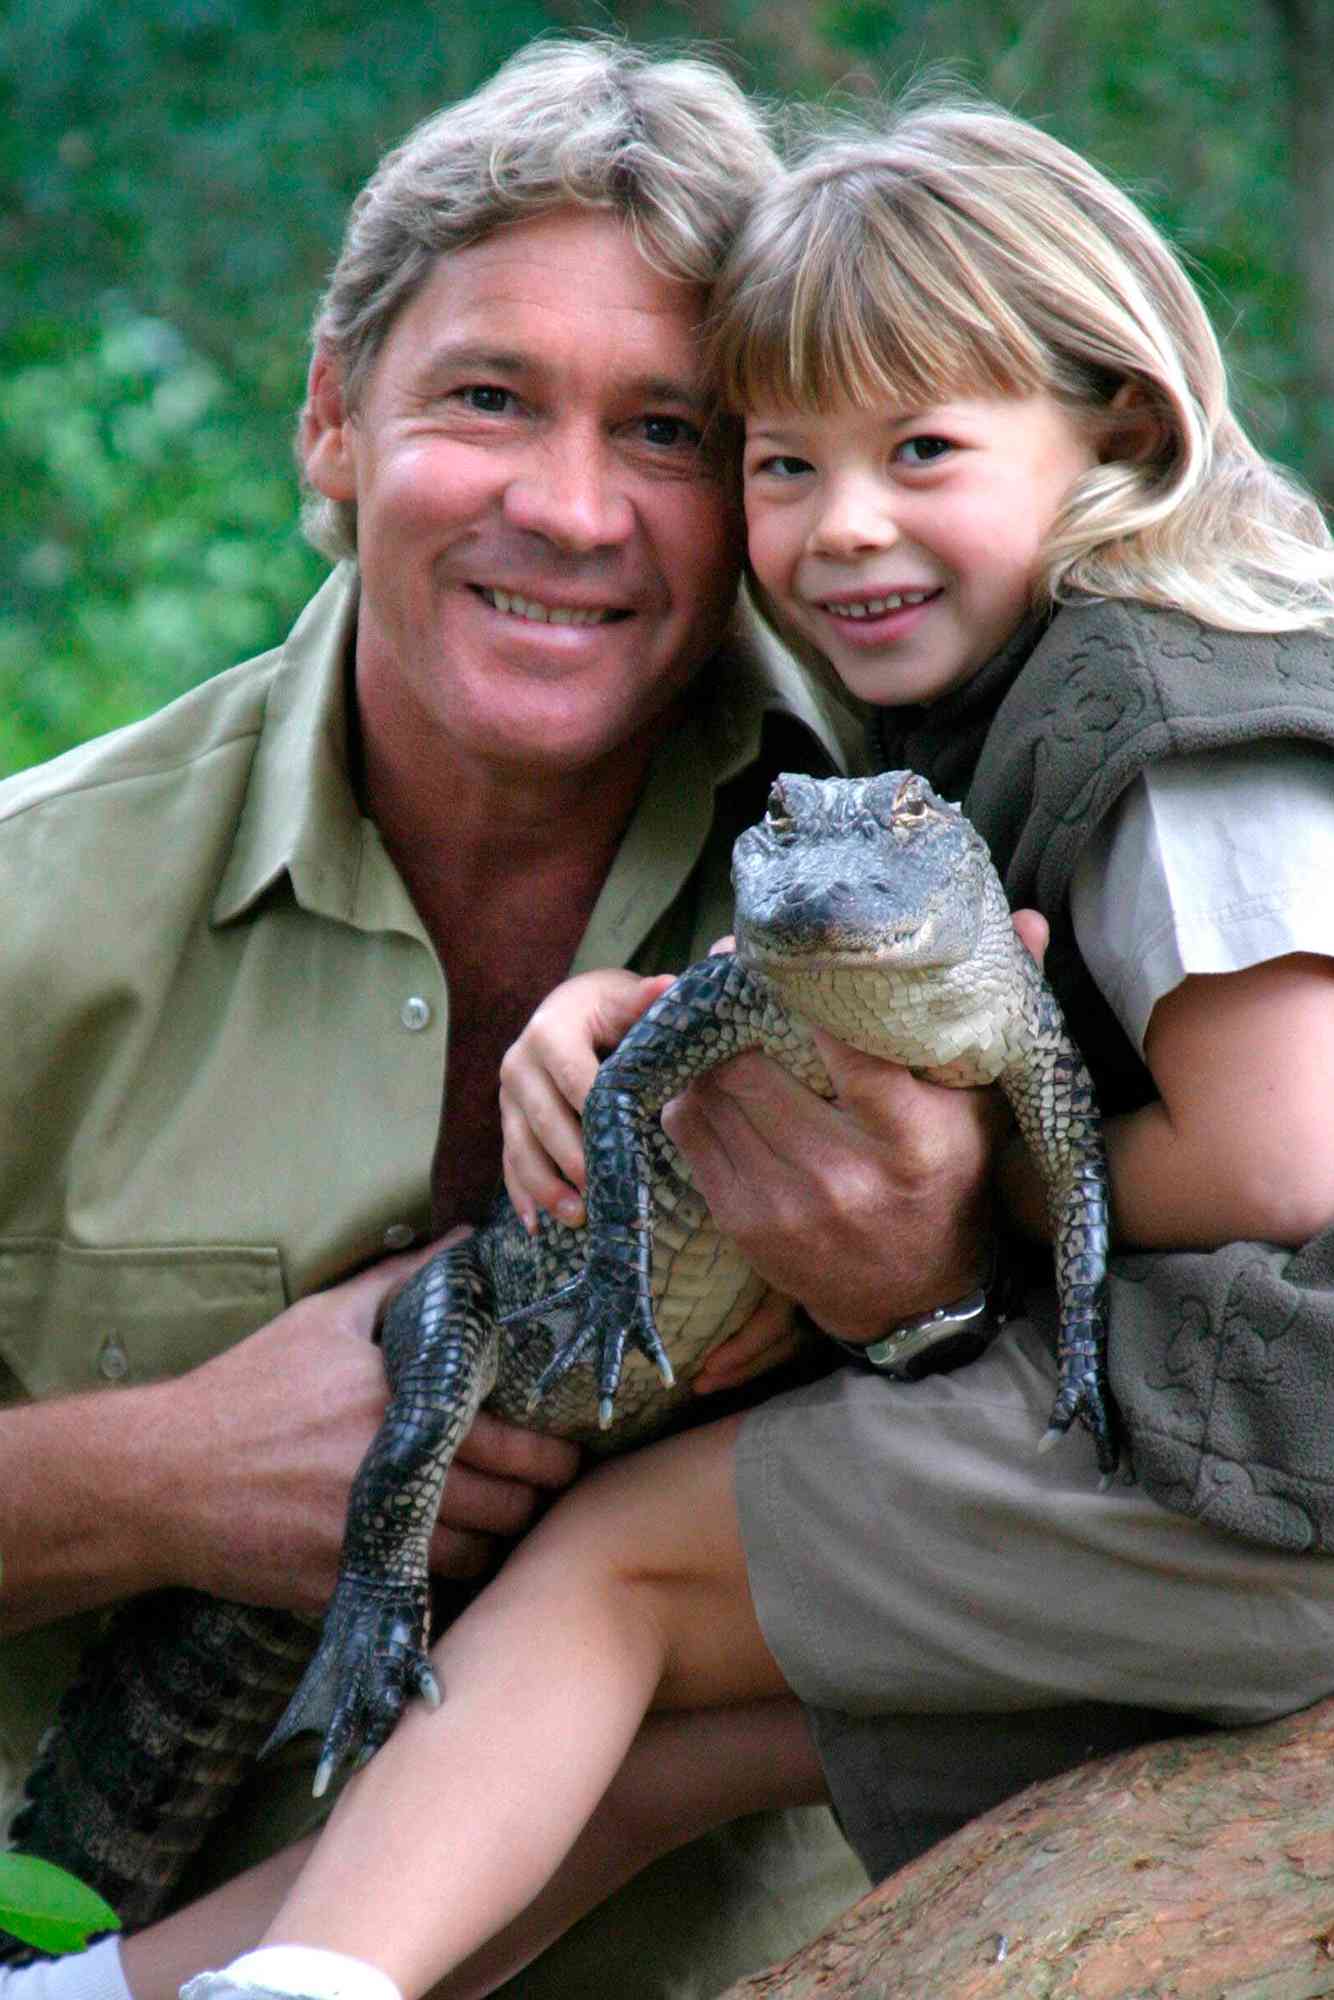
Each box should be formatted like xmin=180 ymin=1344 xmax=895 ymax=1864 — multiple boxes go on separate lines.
xmin=5 ymin=769 xmax=1112 ymax=1944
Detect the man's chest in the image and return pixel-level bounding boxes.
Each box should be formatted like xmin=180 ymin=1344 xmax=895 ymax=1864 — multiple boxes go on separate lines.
xmin=429 ymin=937 xmax=587 ymax=1230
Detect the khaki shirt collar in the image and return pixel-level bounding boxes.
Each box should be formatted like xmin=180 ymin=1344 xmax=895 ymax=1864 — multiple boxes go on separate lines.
xmin=212 ymin=566 xmax=425 ymax=940
xmin=213 ymin=567 xmax=855 ymax=961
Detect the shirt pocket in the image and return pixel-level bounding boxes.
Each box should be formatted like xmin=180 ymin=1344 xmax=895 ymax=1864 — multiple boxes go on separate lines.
xmin=0 ymin=1238 xmax=288 ymax=1396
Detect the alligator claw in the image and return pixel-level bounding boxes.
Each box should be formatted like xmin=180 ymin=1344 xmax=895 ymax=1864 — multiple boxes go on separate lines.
xmin=523 ymin=1267 xmax=672 ymax=1426
xmin=263 ymin=1573 xmax=434 ymax=1797
xmin=1041 ymin=1341 xmax=1117 ymax=1476
xmin=529 ymin=1308 xmax=597 ymax=1406
xmin=500 ymin=1277 xmax=582 ymax=1336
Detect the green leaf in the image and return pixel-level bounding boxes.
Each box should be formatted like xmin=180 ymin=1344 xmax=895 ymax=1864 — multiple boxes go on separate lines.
xmin=0 ymin=1852 xmax=121 ymax=1955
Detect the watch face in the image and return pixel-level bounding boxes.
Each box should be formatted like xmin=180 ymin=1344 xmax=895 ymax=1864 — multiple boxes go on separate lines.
xmin=881 ymin=1322 xmax=994 ymax=1382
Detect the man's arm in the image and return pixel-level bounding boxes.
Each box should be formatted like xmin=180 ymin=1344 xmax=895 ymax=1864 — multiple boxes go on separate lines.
xmin=0 ymin=1251 xmax=579 ymax=1635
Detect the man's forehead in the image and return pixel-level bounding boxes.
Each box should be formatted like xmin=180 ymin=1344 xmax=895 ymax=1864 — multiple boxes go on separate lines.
xmin=395 ymin=208 xmax=708 ymax=353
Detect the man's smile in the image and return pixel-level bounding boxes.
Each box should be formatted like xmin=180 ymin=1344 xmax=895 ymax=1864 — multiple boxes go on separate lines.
xmin=474 ymin=585 xmax=631 ymax=628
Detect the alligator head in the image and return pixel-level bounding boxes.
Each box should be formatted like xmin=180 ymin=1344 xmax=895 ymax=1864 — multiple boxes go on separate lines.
xmin=732 ymin=770 xmax=995 ymax=975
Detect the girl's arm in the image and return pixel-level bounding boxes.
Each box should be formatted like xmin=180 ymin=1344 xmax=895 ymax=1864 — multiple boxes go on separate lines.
xmin=1001 ymin=952 xmax=1334 ymax=1251
xmin=499 ymin=969 xmax=675 ymax=1231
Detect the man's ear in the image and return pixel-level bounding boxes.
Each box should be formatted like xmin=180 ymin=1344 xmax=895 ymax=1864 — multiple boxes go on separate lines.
xmin=300 ymin=346 xmax=358 ymax=501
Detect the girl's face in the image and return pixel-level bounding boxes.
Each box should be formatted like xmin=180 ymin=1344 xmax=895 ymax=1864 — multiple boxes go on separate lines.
xmin=742 ymin=390 xmax=1098 ymax=708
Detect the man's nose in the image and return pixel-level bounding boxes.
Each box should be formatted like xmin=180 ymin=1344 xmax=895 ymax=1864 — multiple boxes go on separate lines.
xmin=502 ymin=428 xmax=635 ymax=551
xmin=806 ymin=473 xmax=898 ymax=561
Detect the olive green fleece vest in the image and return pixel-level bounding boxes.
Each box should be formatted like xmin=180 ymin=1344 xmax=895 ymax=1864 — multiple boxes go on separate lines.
xmin=876 ymin=595 xmax=1334 ymax=1552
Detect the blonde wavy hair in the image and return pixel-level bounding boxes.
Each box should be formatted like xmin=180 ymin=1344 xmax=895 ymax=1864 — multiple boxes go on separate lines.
xmin=302 ymin=34 xmax=778 ymax=560
xmin=712 ymin=98 xmax=1334 ymax=635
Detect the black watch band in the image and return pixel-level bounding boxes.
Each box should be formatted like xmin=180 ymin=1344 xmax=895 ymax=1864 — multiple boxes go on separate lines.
xmin=828 ymin=1255 xmax=1007 ymax=1382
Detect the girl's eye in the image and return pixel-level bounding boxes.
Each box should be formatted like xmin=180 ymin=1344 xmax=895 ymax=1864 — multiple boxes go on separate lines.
xmin=896 ymin=434 xmax=953 ymax=467
xmin=747 ymin=454 xmax=812 ymax=481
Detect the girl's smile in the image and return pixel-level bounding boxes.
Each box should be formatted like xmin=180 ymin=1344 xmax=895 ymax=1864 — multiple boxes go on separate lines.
xmin=743 ymin=392 xmax=1099 ymax=707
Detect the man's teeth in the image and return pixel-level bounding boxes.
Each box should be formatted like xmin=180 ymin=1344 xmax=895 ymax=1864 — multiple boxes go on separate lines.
xmin=484 ymin=588 xmax=614 ymax=627
xmin=823 ymin=590 xmax=933 ymax=620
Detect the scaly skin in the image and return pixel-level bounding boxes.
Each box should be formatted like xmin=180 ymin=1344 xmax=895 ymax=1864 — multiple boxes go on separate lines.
xmin=544 ymin=771 xmax=1113 ymax=1471
xmin=6 ymin=770 xmax=1112 ymax=1945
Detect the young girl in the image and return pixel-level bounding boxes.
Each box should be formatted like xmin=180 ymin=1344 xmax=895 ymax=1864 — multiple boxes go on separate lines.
xmin=51 ymin=94 xmax=1334 ymax=2000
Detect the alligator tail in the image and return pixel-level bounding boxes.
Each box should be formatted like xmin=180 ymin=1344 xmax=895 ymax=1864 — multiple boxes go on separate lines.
xmin=3 ymin=1590 xmax=313 ymax=1954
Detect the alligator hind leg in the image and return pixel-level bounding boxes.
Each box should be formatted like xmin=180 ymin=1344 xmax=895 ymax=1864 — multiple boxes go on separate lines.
xmin=264 ymin=1241 xmax=500 ymax=1794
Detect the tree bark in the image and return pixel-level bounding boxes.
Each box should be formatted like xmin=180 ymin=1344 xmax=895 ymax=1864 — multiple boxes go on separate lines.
xmin=719 ymin=1698 xmax=1334 ymax=1998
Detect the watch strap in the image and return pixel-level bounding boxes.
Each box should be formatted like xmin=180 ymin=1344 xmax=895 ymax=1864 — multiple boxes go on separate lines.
xmin=827 ymin=1253 xmax=1008 ymax=1382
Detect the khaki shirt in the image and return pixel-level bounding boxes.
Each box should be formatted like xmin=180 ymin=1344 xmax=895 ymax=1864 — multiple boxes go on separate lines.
xmin=0 ymin=563 xmax=857 ymax=1783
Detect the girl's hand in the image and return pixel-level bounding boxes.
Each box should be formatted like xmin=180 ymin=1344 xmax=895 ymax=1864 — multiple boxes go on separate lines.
xmin=500 ymin=969 xmax=675 ymax=1232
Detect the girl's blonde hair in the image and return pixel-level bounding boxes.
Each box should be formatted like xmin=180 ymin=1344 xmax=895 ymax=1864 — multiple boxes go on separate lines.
xmin=713 ymin=98 xmax=1334 ymax=635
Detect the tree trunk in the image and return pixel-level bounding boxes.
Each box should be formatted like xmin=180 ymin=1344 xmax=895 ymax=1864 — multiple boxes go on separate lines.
xmin=719 ymin=1699 xmax=1334 ymax=1999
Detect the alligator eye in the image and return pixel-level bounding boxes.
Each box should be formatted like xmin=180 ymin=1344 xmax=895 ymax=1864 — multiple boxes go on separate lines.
xmin=888 ymin=774 xmax=931 ymax=827
xmin=764 ymin=782 xmax=795 ymax=837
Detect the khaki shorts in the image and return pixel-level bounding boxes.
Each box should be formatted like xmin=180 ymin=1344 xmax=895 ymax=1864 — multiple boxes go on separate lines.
xmin=737 ymin=1307 xmax=1334 ymax=1880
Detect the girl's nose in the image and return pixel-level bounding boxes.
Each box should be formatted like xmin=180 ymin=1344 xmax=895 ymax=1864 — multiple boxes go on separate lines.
xmin=806 ymin=475 xmax=899 ymax=560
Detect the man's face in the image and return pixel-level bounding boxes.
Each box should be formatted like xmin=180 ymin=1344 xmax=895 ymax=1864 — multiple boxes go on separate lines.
xmin=304 ymin=207 xmax=743 ymax=782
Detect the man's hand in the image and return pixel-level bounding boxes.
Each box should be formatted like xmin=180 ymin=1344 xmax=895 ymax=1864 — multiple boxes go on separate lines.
xmin=662 ymin=1041 xmax=1004 ymax=1345
xmin=0 ymin=1244 xmax=580 ymax=1635
xmin=146 ymin=1245 xmax=580 ymax=1615
xmin=690 ymin=1287 xmax=806 ymax=1396
xmin=664 ymin=910 xmax=1051 ymax=1347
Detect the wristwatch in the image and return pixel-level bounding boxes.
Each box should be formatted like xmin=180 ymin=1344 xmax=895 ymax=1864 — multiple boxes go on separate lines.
xmin=828 ymin=1256 xmax=1008 ymax=1382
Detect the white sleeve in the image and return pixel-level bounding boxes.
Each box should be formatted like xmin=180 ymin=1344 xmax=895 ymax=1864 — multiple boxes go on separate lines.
xmin=1069 ymin=742 xmax=1334 ymax=1054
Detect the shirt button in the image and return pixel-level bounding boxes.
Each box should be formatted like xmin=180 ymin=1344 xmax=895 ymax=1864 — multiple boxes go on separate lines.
xmin=383 ymin=1222 xmax=417 ymax=1251
xmin=98 ymin=1334 xmax=130 ymax=1382
xmin=400 ymin=995 xmax=433 ymax=1032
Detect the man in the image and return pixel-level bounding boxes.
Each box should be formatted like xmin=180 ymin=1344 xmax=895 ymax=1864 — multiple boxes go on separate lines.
xmin=0 ymin=38 xmax=994 ymax=1998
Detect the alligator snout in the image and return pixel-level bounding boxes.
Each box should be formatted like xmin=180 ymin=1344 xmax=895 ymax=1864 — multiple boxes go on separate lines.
xmin=761 ymin=876 xmax=861 ymax=937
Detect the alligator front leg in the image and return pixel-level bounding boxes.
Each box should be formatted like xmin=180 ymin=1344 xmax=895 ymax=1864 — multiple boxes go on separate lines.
xmin=531 ymin=955 xmax=800 ymax=1422
xmin=264 ymin=1241 xmax=500 ymax=1794
xmin=1003 ymin=975 xmax=1116 ymax=1475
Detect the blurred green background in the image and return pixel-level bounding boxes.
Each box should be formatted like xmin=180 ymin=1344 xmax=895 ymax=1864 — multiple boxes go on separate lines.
xmin=4 ymin=0 xmax=1332 ymax=775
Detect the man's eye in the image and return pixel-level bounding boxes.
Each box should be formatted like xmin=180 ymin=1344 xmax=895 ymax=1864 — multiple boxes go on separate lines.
xmin=457 ymin=385 xmax=513 ymax=414
xmin=896 ymin=435 xmax=953 ymax=466
xmin=641 ymin=415 xmax=702 ymax=449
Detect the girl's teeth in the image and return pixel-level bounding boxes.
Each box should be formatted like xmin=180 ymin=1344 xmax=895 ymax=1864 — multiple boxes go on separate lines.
xmin=825 ymin=591 xmax=931 ymax=620
xmin=487 ymin=588 xmax=610 ymax=627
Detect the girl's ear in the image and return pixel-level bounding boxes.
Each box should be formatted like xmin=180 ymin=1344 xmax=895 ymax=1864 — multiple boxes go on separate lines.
xmin=1101 ymin=378 xmax=1170 ymax=466
xmin=300 ymin=347 xmax=359 ymax=502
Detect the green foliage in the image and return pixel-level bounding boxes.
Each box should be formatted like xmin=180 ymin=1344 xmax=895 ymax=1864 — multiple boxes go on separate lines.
xmin=0 ymin=1852 xmax=120 ymax=1956
xmin=1 ymin=0 xmax=1327 ymax=773
xmin=1 ymin=0 xmax=564 ymax=774
xmin=2 ymin=302 xmax=326 ymax=774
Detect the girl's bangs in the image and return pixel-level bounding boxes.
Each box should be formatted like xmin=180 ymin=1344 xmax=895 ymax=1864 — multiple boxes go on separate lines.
xmin=718 ymin=182 xmax=1042 ymax=416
